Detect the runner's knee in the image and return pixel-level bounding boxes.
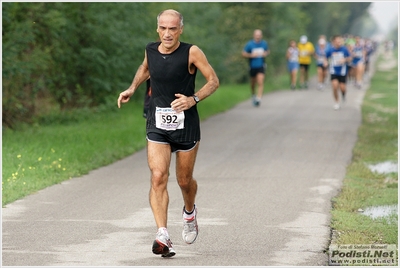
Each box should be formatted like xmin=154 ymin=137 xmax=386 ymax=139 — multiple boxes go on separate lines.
xmin=151 ymin=169 xmax=168 ymax=189
xmin=177 ymin=176 xmax=196 ymax=190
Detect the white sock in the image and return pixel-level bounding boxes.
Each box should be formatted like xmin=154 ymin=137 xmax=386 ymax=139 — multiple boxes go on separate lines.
xmin=183 ymin=205 xmax=196 ymax=218
xmin=158 ymin=227 xmax=169 ymax=237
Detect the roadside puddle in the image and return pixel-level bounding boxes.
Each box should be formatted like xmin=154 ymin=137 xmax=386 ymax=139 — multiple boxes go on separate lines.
xmin=360 ymin=205 xmax=398 ymax=223
xmin=368 ymin=161 xmax=398 ymax=174
xmin=361 ymin=161 xmax=398 ymax=223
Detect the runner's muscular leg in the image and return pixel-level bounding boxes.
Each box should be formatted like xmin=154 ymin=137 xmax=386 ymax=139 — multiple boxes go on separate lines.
xmin=299 ymin=66 xmax=305 ymax=84
xmin=176 ymin=143 xmax=199 ymax=212
xmin=148 ymin=141 xmax=171 ymax=228
xmin=339 ymin=82 xmax=346 ymax=95
xmin=331 ymin=79 xmax=339 ymax=102
xmin=318 ymin=67 xmax=323 ymax=83
xmin=304 ymin=65 xmax=309 ymax=82
xmin=356 ymin=63 xmax=364 ymax=83
xmin=256 ymin=73 xmax=265 ymax=99
xmin=250 ymin=77 xmax=256 ymax=95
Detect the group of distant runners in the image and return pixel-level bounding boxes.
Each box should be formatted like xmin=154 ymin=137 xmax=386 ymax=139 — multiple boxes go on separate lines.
xmin=242 ymin=30 xmax=377 ymax=110
xmin=285 ymin=33 xmax=376 ymax=110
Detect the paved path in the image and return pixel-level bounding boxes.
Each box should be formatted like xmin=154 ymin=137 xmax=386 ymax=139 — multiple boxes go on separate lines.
xmin=2 ymin=63 xmax=375 ymax=266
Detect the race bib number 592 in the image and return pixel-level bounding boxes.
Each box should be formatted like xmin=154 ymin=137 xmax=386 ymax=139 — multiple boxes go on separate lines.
xmin=155 ymin=107 xmax=185 ymax=131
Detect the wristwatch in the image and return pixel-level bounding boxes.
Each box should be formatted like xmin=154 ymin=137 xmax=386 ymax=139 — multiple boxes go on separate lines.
xmin=193 ymin=95 xmax=200 ymax=104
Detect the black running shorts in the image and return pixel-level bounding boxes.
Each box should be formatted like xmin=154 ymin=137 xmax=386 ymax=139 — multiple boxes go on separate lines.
xmin=147 ymin=132 xmax=198 ymax=153
xmin=300 ymin=64 xmax=310 ymax=71
xmin=249 ymin=67 xmax=265 ymax=77
xmin=330 ymin=74 xmax=347 ymax=84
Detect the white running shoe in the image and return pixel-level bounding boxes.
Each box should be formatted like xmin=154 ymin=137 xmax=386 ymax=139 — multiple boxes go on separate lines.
xmin=252 ymin=97 xmax=260 ymax=107
xmin=251 ymin=95 xmax=256 ymax=104
xmin=333 ymin=103 xmax=340 ymax=110
xmin=182 ymin=206 xmax=198 ymax=244
xmin=152 ymin=229 xmax=176 ymax=257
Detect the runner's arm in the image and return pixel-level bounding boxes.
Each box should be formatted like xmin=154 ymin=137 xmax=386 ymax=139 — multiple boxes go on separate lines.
xmin=171 ymin=45 xmax=219 ymax=112
xmin=189 ymin=45 xmax=219 ymax=102
xmin=117 ymin=51 xmax=150 ymax=108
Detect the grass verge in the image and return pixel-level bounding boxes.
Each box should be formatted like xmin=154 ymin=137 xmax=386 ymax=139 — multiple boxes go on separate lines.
xmin=330 ymin=49 xmax=398 ymax=248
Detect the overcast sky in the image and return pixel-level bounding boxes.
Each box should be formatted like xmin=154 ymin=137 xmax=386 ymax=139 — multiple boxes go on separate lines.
xmin=368 ymin=1 xmax=399 ymax=34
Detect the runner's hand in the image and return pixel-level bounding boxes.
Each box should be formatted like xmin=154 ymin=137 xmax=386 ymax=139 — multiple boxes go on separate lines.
xmin=117 ymin=90 xmax=133 ymax=108
xmin=171 ymin=94 xmax=195 ymax=113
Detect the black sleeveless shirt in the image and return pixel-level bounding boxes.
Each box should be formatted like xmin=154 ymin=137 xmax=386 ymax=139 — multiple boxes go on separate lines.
xmin=146 ymin=41 xmax=200 ymax=142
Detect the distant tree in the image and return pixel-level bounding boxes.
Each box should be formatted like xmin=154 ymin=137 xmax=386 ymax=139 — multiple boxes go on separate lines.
xmin=3 ymin=2 xmax=54 ymax=127
xmin=300 ymin=2 xmax=371 ymax=42
xmin=349 ymin=14 xmax=380 ymax=38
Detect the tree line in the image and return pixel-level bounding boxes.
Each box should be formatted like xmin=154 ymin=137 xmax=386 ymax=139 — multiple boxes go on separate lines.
xmin=2 ymin=2 xmax=376 ymax=128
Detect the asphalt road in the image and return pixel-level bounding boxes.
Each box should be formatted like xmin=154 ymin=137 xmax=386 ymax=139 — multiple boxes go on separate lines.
xmin=3 ymin=70 xmax=372 ymax=266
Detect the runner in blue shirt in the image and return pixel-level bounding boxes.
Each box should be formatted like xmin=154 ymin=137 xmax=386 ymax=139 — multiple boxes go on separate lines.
xmin=325 ymin=35 xmax=351 ymax=110
xmin=315 ymin=38 xmax=328 ymax=90
xmin=242 ymin=29 xmax=270 ymax=106
xmin=351 ymin=36 xmax=366 ymax=89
